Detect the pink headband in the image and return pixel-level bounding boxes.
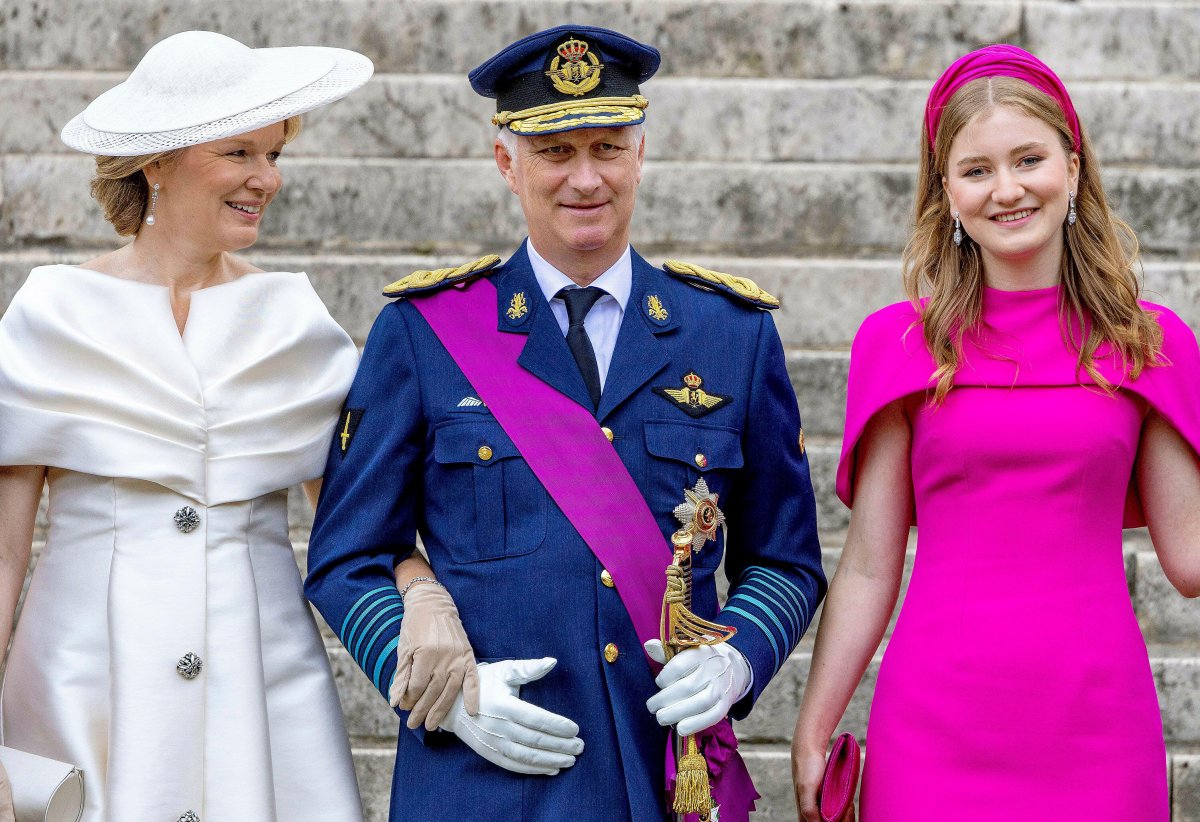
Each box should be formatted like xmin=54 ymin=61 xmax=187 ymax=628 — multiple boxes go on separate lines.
xmin=924 ymin=44 xmax=1081 ymax=153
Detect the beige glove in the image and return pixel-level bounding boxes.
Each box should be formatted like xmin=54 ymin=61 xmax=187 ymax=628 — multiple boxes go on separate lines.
xmin=0 ymin=758 xmax=14 ymax=822
xmin=389 ymin=581 xmax=480 ymax=730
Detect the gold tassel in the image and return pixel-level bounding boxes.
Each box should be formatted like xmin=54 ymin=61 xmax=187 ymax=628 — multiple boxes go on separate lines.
xmin=672 ymin=734 xmax=712 ymax=815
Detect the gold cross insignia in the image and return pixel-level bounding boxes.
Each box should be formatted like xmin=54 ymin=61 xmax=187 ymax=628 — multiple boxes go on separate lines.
xmin=339 ymin=408 xmax=364 ymax=456
xmin=653 ymin=371 xmax=731 ymax=418
xmin=506 ymin=291 xmax=529 ymax=321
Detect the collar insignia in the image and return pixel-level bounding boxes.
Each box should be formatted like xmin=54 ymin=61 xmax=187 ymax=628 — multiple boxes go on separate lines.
xmin=653 ymin=371 xmax=731 ymax=418
xmin=546 ymin=38 xmax=603 ymax=97
xmin=646 ymin=294 xmax=669 ymax=324
xmin=506 ymin=291 xmax=529 ymax=322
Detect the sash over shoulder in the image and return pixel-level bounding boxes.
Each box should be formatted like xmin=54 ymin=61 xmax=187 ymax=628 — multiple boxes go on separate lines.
xmin=0 ymin=265 xmax=358 ymax=505
xmin=837 ymin=296 xmax=1200 ymax=528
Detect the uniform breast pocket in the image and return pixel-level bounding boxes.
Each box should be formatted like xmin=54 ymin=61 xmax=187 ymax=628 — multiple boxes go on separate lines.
xmin=432 ymin=419 xmax=547 ymax=563
xmin=643 ymin=419 xmax=744 ymax=569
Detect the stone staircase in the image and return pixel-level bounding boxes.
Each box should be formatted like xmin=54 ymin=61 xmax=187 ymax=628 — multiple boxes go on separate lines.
xmin=4 ymin=1 xmax=1200 ymax=818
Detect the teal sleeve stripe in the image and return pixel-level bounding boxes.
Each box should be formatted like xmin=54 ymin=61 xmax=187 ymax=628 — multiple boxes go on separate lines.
xmin=744 ymin=566 xmax=806 ymax=622
xmin=340 ymin=586 xmax=397 ymax=639
xmin=746 ymin=566 xmax=811 ymax=625
xmin=737 ymin=580 xmax=800 ymax=640
xmin=358 ymin=614 xmax=404 ymax=673
xmin=373 ymin=635 xmax=401 ymax=694
xmin=723 ymin=605 xmax=781 ymax=672
xmin=741 ymin=575 xmax=804 ymax=636
xmin=727 ymin=592 xmax=789 ymax=650
xmin=352 ymin=602 xmax=404 ymax=662
xmin=345 ymin=593 xmax=403 ymax=654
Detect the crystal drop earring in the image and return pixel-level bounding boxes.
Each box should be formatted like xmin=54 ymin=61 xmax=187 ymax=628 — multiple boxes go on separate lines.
xmin=1067 ymin=190 xmax=1077 ymax=227
xmin=145 ymin=183 xmax=160 ymax=226
xmin=952 ymin=212 xmax=963 ymax=247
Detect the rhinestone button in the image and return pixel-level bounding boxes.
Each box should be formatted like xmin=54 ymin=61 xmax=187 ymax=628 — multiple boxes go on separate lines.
xmin=179 ymin=812 xmax=200 ymax=822
xmin=600 ymin=569 xmax=615 ymax=588
xmin=600 ymin=427 xmax=614 ymax=443
xmin=176 ymin=652 xmax=203 ymax=680
xmin=174 ymin=506 xmax=200 ymax=533
xmin=477 ymin=445 xmax=493 ymax=461
xmin=603 ymin=643 xmax=619 ymax=663
xmin=694 ymin=453 xmax=708 ymax=468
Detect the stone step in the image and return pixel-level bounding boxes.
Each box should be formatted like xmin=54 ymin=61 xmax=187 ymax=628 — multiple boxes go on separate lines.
xmin=298 ymin=531 xmax=1200 ymax=663
xmin=347 ymin=746 xmax=1200 ymax=822
xmin=6 ymin=251 xmax=1196 ymax=352
xmin=7 ymin=156 xmax=1200 ymax=257
xmin=334 ymin=636 xmax=1200 ymax=745
xmin=4 ymin=1 xmax=1198 ymax=82
xmin=288 ymin=499 xmax=1200 ymax=651
xmin=6 ymin=73 xmax=1200 ymax=167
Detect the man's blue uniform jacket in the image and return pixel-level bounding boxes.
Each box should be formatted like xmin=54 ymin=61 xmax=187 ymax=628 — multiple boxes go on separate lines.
xmin=305 ymin=242 xmax=826 ymax=821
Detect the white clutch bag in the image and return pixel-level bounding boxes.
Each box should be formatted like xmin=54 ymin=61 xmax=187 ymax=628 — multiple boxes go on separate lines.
xmin=0 ymin=747 xmax=83 ymax=822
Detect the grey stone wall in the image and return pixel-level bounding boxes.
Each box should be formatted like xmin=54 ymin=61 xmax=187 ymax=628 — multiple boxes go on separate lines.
xmin=4 ymin=1 xmax=1200 ymax=818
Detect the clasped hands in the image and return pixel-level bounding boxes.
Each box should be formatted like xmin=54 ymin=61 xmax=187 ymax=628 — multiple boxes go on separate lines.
xmin=388 ymin=582 xmax=583 ymax=775
xmin=390 ymin=582 xmax=750 ymax=776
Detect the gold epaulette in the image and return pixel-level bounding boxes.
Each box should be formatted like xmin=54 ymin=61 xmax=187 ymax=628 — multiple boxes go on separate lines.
xmin=382 ymin=255 xmax=503 ymax=298
xmin=662 ymin=260 xmax=780 ymax=310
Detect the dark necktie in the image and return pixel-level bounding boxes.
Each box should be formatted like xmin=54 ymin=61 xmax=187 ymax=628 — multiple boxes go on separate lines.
xmin=557 ymin=286 xmax=605 ymax=409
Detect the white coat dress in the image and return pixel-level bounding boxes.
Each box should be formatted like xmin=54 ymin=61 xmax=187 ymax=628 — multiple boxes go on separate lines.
xmin=0 ymin=265 xmax=363 ymax=822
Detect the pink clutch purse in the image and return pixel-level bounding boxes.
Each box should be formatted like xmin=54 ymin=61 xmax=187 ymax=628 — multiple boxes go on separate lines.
xmin=817 ymin=732 xmax=861 ymax=822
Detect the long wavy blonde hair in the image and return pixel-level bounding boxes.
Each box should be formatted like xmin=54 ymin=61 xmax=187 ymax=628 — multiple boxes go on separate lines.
xmin=902 ymin=76 xmax=1162 ymax=402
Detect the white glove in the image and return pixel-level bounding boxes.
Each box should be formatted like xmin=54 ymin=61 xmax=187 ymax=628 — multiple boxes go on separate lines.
xmin=439 ymin=657 xmax=584 ymax=776
xmin=644 ymin=639 xmax=753 ymax=737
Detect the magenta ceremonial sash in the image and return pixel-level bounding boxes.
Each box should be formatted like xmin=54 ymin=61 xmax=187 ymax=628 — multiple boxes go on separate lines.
xmin=413 ymin=276 xmax=758 ymax=821
xmin=413 ymin=277 xmax=668 ymax=649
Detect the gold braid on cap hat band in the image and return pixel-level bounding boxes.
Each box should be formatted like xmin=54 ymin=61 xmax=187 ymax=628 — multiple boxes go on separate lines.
xmin=493 ymin=95 xmax=649 ymax=131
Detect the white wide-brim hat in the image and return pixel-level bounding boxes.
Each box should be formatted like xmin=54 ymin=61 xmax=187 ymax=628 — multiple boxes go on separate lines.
xmin=61 ymin=30 xmax=373 ymax=156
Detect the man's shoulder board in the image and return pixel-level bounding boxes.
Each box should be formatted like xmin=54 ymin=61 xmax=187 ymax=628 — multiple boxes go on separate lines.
xmin=382 ymin=255 xmax=503 ymax=299
xmin=661 ymin=260 xmax=780 ymax=310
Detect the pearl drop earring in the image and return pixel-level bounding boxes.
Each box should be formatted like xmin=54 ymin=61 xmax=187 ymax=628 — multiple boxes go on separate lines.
xmin=146 ymin=183 xmax=160 ymax=226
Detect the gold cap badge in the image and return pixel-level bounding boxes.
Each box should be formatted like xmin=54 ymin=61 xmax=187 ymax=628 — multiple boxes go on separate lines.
xmin=546 ymin=38 xmax=603 ymax=96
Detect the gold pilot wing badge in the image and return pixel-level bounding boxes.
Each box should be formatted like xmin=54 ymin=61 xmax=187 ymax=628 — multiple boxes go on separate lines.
xmin=653 ymin=371 xmax=731 ymax=418
xmin=546 ymin=38 xmax=603 ymax=97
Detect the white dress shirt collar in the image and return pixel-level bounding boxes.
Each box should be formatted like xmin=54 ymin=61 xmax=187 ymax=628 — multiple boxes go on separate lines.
xmin=526 ymin=241 xmax=632 ymax=310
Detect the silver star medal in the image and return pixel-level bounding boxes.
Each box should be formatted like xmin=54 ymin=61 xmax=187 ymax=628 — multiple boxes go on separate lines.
xmin=673 ymin=477 xmax=726 ymax=552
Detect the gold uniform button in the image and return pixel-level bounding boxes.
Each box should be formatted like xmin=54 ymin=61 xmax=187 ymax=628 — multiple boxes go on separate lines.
xmin=600 ymin=569 xmax=615 ymax=588
xmin=601 ymin=427 xmax=614 ymax=443
xmin=603 ymin=643 xmax=619 ymax=663
xmin=694 ymin=453 xmax=708 ymax=468
xmin=477 ymin=445 xmax=493 ymax=461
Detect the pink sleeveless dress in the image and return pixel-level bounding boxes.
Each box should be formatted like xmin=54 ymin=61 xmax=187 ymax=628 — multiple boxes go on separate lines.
xmin=837 ymin=286 xmax=1200 ymax=820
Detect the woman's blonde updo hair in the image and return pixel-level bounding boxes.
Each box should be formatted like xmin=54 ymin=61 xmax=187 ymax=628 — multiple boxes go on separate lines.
xmin=89 ymin=116 xmax=303 ymax=236
xmin=903 ymin=76 xmax=1162 ymax=402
